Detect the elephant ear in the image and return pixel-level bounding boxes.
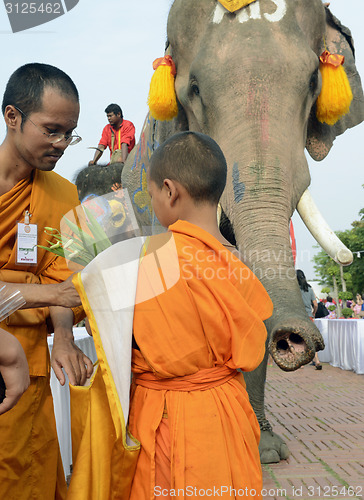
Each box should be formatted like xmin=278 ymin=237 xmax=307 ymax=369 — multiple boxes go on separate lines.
xmin=306 ymin=7 xmax=364 ymax=161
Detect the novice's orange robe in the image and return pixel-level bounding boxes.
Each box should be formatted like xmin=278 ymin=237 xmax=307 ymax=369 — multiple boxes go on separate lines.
xmin=129 ymin=220 xmax=273 ymax=499
xmin=0 ymin=170 xmax=82 ymax=499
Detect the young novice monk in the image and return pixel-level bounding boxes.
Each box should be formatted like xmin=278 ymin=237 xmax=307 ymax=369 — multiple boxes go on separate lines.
xmin=128 ymin=131 xmax=273 ymax=499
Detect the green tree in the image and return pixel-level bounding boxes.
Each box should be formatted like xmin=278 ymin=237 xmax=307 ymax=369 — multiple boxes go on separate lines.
xmin=337 ymin=222 xmax=364 ymax=295
xmin=313 ymin=207 xmax=364 ymax=297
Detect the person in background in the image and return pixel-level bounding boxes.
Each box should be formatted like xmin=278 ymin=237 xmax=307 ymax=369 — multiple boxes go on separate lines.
xmin=296 ymin=270 xmax=322 ymax=370
xmin=88 ymin=103 xmax=135 ymax=166
xmin=325 ymin=296 xmax=337 ymax=319
xmin=351 ymin=295 xmax=363 ymax=318
xmin=315 ymin=299 xmax=329 ymax=319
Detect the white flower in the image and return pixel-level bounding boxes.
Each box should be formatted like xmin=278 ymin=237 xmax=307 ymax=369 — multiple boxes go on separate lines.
xmin=63 ymin=239 xmax=74 ymax=250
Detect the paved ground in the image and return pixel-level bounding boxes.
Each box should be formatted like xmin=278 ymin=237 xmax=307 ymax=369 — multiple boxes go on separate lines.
xmin=262 ymin=363 xmax=364 ymax=500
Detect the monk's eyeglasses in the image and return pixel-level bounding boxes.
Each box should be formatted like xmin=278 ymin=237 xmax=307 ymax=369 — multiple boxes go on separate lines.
xmin=14 ymin=106 xmax=82 ymax=146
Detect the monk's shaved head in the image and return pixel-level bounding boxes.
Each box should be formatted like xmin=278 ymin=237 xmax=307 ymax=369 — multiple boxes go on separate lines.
xmin=149 ymin=131 xmax=227 ymax=204
xmin=2 ymin=63 xmax=79 ymax=129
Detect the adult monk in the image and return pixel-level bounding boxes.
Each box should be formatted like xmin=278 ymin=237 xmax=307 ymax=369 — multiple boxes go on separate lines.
xmin=88 ymin=103 xmax=135 ymax=166
xmin=0 ymin=63 xmax=93 ymax=499
xmin=128 ymin=131 xmax=273 ymax=499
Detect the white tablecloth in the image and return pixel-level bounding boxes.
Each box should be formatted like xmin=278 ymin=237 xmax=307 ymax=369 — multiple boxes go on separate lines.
xmin=314 ymin=319 xmax=364 ymax=374
xmin=48 ymin=328 xmax=97 ymax=476
xmin=314 ymin=319 xmax=331 ymax=362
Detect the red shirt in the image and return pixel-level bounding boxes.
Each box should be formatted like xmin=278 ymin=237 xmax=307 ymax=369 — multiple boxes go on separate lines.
xmin=99 ymin=120 xmax=135 ymax=156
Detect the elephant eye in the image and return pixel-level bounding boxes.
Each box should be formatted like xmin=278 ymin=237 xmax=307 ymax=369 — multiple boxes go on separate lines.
xmin=309 ymin=69 xmax=319 ymax=94
xmin=191 ymin=83 xmax=200 ymax=96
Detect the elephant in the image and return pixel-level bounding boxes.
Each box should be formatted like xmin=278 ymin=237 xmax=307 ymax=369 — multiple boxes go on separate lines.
xmin=121 ymin=0 xmax=364 ymax=463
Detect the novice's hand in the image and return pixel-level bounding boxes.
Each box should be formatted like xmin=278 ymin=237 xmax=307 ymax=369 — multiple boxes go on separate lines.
xmin=0 ymin=330 xmax=30 ymax=415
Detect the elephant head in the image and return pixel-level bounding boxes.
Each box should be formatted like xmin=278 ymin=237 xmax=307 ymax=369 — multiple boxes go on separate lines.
xmin=133 ymin=0 xmax=363 ymax=368
xmin=122 ymin=0 xmax=364 ymax=461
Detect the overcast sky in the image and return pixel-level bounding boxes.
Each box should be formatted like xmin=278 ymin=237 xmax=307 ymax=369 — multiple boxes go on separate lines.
xmin=0 ymin=0 xmax=363 ymax=281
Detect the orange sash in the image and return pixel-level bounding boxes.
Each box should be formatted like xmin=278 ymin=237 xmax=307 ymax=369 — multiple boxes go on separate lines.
xmin=134 ymin=365 xmax=238 ymax=391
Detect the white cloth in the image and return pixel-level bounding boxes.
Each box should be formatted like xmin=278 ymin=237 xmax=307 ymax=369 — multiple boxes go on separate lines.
xmin=314 ymin=319 xmax=331 ymax=362
xmin=49 ymin=236 xmax=145 ymax=477
xmin=314 ymin=319 xmax=364 ymax=374
xmin=328 ymin=319 xmax=364 ymax=374
xmin=48 ymin=328 xmax=97 ymax=476
xmin=78 ymin=236 xmax=145 ymax=427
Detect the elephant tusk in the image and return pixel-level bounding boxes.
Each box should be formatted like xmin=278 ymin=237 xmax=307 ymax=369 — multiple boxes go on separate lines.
xmin=297 ymin=189 xmax=353 ymax=266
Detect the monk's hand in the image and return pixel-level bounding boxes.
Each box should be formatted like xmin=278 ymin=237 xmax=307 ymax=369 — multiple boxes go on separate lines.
xmin=0 ymin=278 xmax=81 ymax=310
xmin=0 ymin=329 xmax=30 ymax=415
xmin=56 ymin=275 xmax=82 ymax=308
xmin=51 ymin=332 xmax=93 ymax=386
xmin=50 ymin=307 xmax=93 ymax=386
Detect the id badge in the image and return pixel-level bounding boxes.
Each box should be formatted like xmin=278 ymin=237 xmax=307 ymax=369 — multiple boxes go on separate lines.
xmin=16 ymin=222 xmax=38 ymax=265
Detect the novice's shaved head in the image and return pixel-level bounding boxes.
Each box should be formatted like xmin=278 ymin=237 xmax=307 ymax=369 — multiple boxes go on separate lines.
xmin=149 ymin=131 xmax=227 ymax=204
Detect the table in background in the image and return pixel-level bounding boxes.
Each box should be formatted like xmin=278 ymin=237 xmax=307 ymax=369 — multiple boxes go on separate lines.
xmin=314 ymin=319 xmax=364 ymax=374
xmin=314 ymin=319 xmax=331 ymax=363
xmin=48 ymin=328 xmax=97 ymax=476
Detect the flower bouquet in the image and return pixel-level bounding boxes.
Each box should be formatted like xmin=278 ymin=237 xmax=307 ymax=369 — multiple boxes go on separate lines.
xmin=39 ymin=189 xmax=140 ymax=267
xmin=38 ymin=206 xmax=112 ymax=267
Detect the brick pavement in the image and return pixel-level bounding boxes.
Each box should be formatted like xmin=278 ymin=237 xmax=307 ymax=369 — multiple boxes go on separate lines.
xmin=262 ymin=363 xmax=364 ymax=500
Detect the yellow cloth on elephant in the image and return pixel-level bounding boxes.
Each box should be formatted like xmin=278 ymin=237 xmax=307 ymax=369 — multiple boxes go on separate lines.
xmin=68 ymin=239 xmax=142 ymax=500
xmin=129 ymin=221 xmax=273 ymax=499
xmin=0 ymin=169 xmax=82 ymax=499
xmin=218 ymin=0 xmax=257 ymax=13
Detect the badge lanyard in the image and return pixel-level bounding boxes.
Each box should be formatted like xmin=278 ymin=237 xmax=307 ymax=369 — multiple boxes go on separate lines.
xmin=16 ymin=210 xmax=38 ymax=265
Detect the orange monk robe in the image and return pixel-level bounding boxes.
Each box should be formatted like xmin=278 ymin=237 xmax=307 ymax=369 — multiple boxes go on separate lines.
xmin=0 ymin=169 xmax=84 ymax=500
xmin=129 ymin=220 xmax=273 ymax=500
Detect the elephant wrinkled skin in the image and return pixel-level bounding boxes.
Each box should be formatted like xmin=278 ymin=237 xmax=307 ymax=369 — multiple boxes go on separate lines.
xmin=122 ymin=0 xmax=364 ymax=463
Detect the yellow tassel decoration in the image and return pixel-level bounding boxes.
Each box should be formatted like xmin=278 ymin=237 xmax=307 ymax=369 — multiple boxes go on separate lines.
xmin=148 ymin=56 xmax=178 ymax=121
xmin=316 ymin=50 xmax=353 ymax=126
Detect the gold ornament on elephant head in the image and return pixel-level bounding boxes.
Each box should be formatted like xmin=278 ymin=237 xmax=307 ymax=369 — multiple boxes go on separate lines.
xmin=217 ymin=0 xmax=257 ymax=13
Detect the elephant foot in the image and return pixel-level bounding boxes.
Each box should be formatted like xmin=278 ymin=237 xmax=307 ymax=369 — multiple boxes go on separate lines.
xmin=259 ymin=428 xmax=290 ymax=464
xmin=268 ymin=317 xmax=325 ymax=372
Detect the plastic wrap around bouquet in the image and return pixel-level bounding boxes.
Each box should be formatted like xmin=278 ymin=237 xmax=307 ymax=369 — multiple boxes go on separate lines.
xmin=0 ymin=284 xmax=26 ymax=323
xmin=39 ymin=188 xmax=141 ymax=267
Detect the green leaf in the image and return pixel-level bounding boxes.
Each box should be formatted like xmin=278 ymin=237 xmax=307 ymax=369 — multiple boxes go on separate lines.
xmin=62 ymin=216 xmax=96 ymax=247
xmin=37 ymin=244 xmax=66 ymax=258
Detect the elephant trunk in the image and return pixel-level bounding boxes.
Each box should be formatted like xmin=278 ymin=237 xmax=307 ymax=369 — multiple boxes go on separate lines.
xmin=222 ymin=173 xmax=324 ymax=371
xmin=199 ymin=62 xmax=326 ymax=371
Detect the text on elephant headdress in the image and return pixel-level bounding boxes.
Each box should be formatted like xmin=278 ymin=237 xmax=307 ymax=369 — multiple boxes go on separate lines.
xmin=214 ymin=0 xmax=287 ymax=24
